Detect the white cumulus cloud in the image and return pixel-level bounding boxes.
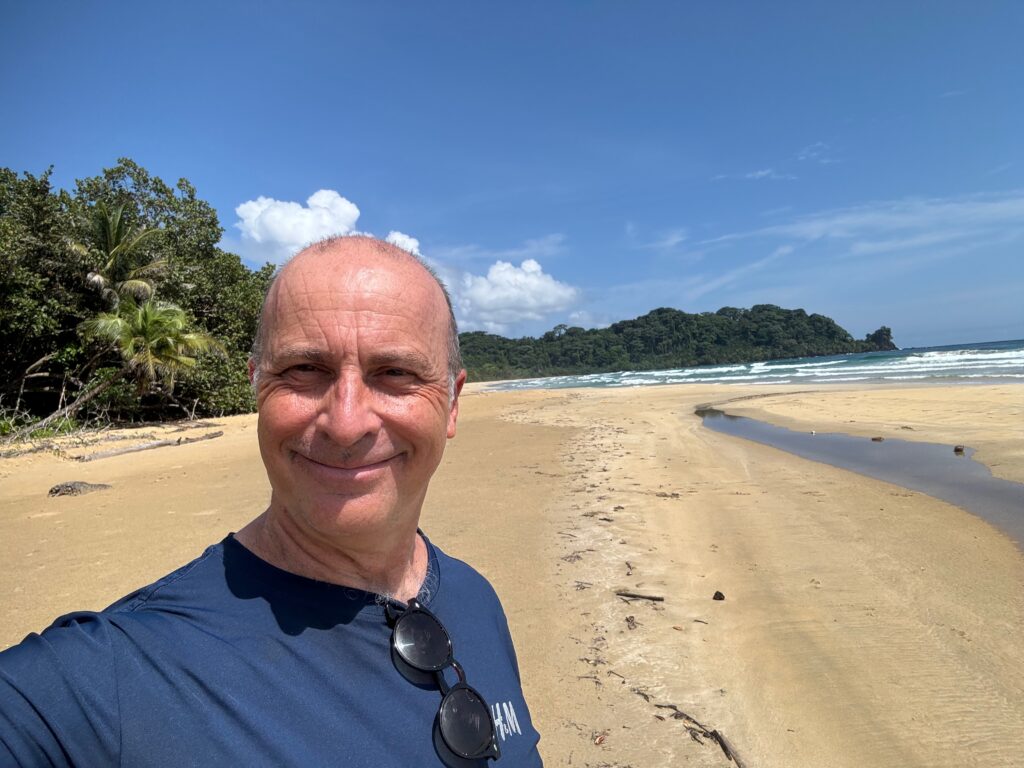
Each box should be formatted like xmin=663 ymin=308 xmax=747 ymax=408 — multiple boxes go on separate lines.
xmin=385 ymin=230 xmax=421 ymax=256
xmin=456 ymin=259 xmax=579 ymax=333
xmin=234 ymin=189 xmax=361 ymax=262
xmin=228 ymin=188 xmax=579 ymax=335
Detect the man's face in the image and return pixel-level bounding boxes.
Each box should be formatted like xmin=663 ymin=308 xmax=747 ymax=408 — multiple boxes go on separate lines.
xmin=252 ymin=246 xmax=464 ymax=541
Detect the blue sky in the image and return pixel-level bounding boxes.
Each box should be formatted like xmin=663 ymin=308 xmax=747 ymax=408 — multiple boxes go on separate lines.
xmin=2 ymin=2 xmax=1022 ymax=347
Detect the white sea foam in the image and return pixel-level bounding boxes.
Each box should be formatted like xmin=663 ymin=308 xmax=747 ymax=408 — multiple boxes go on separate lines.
xmin=484 ymin=340 xmax=1024 ymax=391
xmin=758 ymin=359 xmax=847 ymax=370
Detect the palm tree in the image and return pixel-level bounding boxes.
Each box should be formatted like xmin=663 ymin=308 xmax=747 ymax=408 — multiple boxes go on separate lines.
xmin=7 ymin=300 xmax=222 ymax=441
xmin=82 ymin=202 xmax=166 ymax=306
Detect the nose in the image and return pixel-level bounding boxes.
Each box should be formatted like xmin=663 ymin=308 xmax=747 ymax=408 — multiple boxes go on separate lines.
xmin=316 ymin=368 xmax=383 ymax=448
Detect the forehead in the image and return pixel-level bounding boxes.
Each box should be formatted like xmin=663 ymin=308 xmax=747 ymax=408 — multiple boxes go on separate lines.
xmin=262 ymin=249 xmax=449 ymax=355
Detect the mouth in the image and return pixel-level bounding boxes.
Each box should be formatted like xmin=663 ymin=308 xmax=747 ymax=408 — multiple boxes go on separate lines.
xmin=293 ymin=452 xmax=400 ymax=478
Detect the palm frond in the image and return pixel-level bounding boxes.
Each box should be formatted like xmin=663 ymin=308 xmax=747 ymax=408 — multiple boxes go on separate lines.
xmin=79 ymin=297 xmax=220 ymax=399
xmin=117 ymin=278 xmax=155 ymax=301
xmin=85 ymin=202 xmax=164 ymax=297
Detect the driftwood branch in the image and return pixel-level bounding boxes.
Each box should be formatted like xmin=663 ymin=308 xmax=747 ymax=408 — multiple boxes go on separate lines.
xmin=71 ymin=431 xmax=224 ymax=462
xmin=653 ymin=704 xmax=747 ymax=767
xmin=615 ymin=590 xmax=665 ymax=602
xmin=712 ymin=730 xmax=747 ymax=768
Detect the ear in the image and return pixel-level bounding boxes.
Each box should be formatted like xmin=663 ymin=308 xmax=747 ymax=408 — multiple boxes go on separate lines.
xmin=446 ymin=369 xmax=467 ymax=439
xmin=247 ymin=358 xmax=257 ymax=384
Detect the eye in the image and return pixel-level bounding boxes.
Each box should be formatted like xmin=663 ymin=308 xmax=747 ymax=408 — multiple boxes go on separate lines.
xmin=283 ymin=364 xmax=323 ymax=375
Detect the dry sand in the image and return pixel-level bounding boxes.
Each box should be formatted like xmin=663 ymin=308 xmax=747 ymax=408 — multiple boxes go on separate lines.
xmin=2 ymin=383 xmax=1023 ymax=767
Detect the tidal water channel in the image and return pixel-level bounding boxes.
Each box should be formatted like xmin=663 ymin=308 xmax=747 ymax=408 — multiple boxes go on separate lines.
xmin=696 ymin=408 xmax=1024 ymax=549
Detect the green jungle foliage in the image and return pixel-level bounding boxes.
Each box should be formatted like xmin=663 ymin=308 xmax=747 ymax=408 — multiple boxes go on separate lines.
xmin=1 ymin=159 xmax=896 ymax=427
xmin=1 ymin=160 xmax=273 ymax=427
xmin=461 ymin=309 xmax=896 ymax=381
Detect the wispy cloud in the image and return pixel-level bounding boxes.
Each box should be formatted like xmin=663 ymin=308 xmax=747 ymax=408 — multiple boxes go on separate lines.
xmin=684 ymin=245 xmax=792 ymax=301
xmin=713 ymin=168 xmax=796 ymax=181
xmin=846 ymin=230 xmax=970 ymax=256
xmin=649 ymin=190 xmax=1024 ymax=320
xmin=431 ymin=233 xmax=567 ymax=266
xmin=578 ymin=191 xmax=1024 ymax=345
xmin=706 ymin=191 xmax=1024 ymax=250
xmin=746 ymin=168 xmax=797 ymax=180
xmin=636 ymin=228 xmax=689 ymax=250
xmin=759 ymin=205 xmax=794 ymax=218
xmin=985 ymin=161 xmax=1014 ymax=176
xmin=714 ymin=143 xmax=838 ymax=183
xmin=796 ymin=141 xmax=839 ymax=165
xmin=940 ymin=89 xmax=969 ymax=98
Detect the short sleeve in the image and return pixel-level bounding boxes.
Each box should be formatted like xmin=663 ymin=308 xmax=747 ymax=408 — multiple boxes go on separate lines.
xmin=0 ymin=612 xmax=121 ymax=767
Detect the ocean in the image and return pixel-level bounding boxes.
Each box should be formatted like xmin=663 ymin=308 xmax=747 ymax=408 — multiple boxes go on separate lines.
xmin=484 ymin=338 xmax=1024 ymax=391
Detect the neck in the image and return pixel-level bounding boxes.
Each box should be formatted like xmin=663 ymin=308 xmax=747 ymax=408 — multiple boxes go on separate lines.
xmin=235 ymin=504 xmax=428 ymax=601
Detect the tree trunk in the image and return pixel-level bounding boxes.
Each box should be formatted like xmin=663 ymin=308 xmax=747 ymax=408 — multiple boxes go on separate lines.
xmin=14 ymin=352 xmax=59 ymax=410
xmin=6 ymin=370 xmax=127 ymax=444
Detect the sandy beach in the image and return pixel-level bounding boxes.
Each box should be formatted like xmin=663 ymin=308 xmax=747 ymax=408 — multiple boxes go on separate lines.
xmin=2 ymin=383 xmax=1023 ymax=767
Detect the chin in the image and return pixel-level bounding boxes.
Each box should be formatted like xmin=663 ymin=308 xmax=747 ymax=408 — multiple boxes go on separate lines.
xmin=298 ymin=494 xmax=406 ymax=536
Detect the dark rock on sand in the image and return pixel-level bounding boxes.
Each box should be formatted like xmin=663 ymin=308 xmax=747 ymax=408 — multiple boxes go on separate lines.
xmin=713 ymin=591 xmax=726 ymax=601
xmin=48 ymin=481 xmax=111 ymax=497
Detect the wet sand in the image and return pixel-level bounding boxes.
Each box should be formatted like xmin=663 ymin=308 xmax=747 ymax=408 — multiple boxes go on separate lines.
xmin=2 ymin=383 xmax=1023 ymax=766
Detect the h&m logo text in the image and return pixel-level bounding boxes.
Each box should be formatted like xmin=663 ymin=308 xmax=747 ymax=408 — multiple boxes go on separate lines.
xmin=490 ymin=701 xmax=522 ymax=741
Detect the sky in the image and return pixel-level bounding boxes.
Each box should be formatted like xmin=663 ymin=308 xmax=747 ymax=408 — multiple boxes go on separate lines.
xmin=2 ymin=1 xmax=1022 ymax=348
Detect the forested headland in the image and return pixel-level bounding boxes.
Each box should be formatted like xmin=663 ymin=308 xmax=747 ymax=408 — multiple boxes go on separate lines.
xmin=1 ymin=160 xmax=895 ymax=437
xmin=462 ymin=308 xmax=896 ymax=381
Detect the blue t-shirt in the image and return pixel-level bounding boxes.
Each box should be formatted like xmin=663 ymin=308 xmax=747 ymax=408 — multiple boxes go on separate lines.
xmin=0 ymin=535 xmax=542 ymax=767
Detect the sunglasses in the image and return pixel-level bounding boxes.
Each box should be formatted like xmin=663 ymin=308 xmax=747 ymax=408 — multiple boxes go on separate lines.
xmin=387 ymin=598 xmax=501 ymax=762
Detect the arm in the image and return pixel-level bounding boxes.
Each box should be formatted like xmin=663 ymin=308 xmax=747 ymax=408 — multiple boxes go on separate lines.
xmin=0 ymin=614 xmax=121 ymax=766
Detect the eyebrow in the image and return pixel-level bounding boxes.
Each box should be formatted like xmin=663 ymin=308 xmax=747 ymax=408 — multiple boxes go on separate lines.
xmin=364 ymin=350 xmax=435 ymax=373
xmin=267 ymin=346 xmax=332 ymax=365
xmin=267 ymin=346 xmax=436 ymax=373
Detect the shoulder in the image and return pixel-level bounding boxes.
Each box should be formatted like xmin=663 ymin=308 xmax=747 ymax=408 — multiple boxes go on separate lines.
xmin=428 ymin=541 xmax=504 ymax=610
xmin=102 ymin=538 xmax=229 ymax=616
xmin=1 ymin=538 xmax=231 ymax=679
xmin=0 ymin=539 xmax=236 ymax=764
xmin=425 ymin=539 xmax=515 ymax=650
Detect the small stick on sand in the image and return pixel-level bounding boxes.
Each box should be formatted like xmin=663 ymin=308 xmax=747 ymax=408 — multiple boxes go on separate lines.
xmin=615 ymin=590 xmax=665 ymax=602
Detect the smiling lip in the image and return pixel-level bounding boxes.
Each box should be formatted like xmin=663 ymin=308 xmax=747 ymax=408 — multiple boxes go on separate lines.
xmin=294 ymin=452 xmax=399 ymax=476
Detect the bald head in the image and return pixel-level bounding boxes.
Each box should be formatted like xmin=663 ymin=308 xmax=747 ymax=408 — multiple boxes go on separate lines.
xmin=250 ymin=236 xmax=463 ymax=396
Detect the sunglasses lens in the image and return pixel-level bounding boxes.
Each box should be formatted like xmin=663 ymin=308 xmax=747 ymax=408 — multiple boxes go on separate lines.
xmin=394 ymin=610 xmax=451 ymax=672
xmin=439 ymin=686 xmax=496 ymax=759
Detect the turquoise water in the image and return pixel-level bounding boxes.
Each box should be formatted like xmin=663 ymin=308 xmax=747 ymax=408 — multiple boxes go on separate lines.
xmin=484 ymin=338 xmax=1024 ymax=391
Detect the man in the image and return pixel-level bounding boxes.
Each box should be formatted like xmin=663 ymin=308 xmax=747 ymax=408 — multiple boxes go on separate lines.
xmin=0 ymin=237 xmax=542 ymax=766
